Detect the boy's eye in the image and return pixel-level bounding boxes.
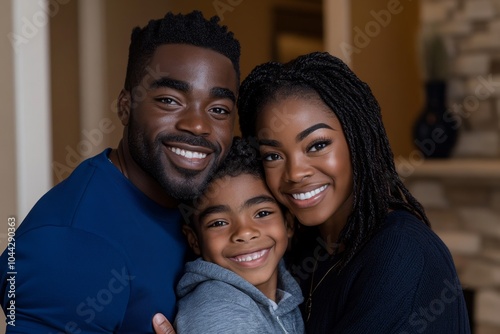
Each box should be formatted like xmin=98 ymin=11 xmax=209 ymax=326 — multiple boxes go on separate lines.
xmin=207 ymin=220 xmax=227 ymax=228
xmin=255 ymin=210 xmax=272 ymax=218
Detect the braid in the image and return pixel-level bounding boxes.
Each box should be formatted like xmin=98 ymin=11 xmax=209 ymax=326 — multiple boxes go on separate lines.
xmin=238 ymin=61 xmax=284 ymax=138
xmin=238 ymin=52 xmax=429 ymax=271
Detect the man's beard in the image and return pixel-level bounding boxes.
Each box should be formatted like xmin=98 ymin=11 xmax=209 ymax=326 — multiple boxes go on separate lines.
xmin=127 ymin=116 xmax=220 ymax=201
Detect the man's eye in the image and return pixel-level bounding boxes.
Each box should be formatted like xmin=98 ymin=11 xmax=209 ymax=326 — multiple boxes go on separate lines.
xmin=157 ymin=97 xmax=177 ymax=105
xmin=211 ymin=107 xmax=229 ymax=115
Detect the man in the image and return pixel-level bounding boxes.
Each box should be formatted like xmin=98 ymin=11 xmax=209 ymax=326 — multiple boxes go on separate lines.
xmin=0 ymin=11 xmax=240 ymax=333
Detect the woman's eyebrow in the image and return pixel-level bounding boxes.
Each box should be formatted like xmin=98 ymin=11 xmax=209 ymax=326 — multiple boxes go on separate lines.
xmin=296 ymin=123 xmax=334 ymax=142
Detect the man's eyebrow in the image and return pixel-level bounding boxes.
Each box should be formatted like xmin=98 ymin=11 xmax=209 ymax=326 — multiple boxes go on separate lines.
xmin=150 ymin=77 xmax=190 ymax=92
xmin=210 ymin=87 xmax=236 ymax=103
xmin=197 ymin=204 xmax=230 ymax=223
xmin=241 ymin=195 xmax=277 ymax=210
xmin=296 ymin=123 xmax=334 ymax=142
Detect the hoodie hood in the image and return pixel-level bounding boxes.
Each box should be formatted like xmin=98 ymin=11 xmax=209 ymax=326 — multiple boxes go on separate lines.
xmin=176 ymin=258 xmax=303 ymax=316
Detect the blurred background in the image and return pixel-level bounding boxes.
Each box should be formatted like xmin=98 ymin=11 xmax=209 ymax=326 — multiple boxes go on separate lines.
xmin=1 ymin=0 xmax=499 ymax=332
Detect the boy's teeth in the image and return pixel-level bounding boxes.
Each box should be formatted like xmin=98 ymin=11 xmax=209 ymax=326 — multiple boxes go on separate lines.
xmin=292 ymin=185 xmax=328 ymax=200
xmin=170 ymin=147 xmax=207 ymax=159
xmin=234 ymin=249 xmax=267 ymax=262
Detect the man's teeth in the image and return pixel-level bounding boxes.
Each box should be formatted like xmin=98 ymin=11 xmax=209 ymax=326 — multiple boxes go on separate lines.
xmin=234 ymin=249 xmax=268 ymax=262
xmin=169 ymin=147 xmax=207 ymax=159
xmin=292 ymin=185 xmax=328 ymax=200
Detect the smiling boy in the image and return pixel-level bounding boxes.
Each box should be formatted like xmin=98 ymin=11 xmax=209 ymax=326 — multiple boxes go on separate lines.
xmin=174 ymin=137 xmax=304 ymax=334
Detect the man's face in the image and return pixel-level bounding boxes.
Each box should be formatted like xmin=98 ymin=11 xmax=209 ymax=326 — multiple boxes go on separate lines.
xmin=127 ymin=44 xmax=238 ymax=200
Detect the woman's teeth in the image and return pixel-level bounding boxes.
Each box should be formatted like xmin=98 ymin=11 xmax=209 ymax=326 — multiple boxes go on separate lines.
xmin=292 ymin=185 xmax=328 ymax=200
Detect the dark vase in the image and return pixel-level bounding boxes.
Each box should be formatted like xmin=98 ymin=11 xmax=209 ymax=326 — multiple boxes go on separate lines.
xmin=412 ymin=80 xmax=458 ymax=158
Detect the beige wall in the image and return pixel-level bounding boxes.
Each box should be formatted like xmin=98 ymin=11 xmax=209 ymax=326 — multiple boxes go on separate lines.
xmin=351 ymin=0 xmax=422 ymax=158
xmin=50 ymin=0 xmax=80 ymax=183
xmin=1 ymin=1 xmax=14 ymax=332
xmin=0 ymin=1 xmax=17 ymax=223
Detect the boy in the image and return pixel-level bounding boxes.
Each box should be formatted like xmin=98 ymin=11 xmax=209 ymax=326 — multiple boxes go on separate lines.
xmin=174 ymin=137 xmax=304 ymax=334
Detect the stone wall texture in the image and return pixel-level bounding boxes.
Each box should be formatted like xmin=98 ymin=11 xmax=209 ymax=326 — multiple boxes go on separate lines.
xmin=420 ymin=0 xmax=500 ymax=158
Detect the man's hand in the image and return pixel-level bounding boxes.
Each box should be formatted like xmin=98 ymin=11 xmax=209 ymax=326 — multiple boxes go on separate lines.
xmin=153 ymin=313 xmax=176 ymax=334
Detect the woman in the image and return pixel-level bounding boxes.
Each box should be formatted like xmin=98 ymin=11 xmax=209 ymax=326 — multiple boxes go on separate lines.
xmin=236 ymin=52 xmax=471 ymax=333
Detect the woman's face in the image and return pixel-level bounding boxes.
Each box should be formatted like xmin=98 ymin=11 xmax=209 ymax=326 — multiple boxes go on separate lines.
xmin=255 ymin=93 xmax=354 ymax=238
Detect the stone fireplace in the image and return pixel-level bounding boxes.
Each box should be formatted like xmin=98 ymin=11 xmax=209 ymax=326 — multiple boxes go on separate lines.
xmin=400 ymin=160 xmax=500 ymax=333
xmin=399 ymin=1 xmax=500 ymax=333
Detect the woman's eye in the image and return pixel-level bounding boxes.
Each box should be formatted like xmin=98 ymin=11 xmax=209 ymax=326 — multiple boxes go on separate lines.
xmin=309 ymin=140 xmax=331 ymax=152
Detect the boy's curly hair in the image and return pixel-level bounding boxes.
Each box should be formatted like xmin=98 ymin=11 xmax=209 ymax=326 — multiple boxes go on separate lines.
xmin=209 ymin=137 xmax=263 ymax=182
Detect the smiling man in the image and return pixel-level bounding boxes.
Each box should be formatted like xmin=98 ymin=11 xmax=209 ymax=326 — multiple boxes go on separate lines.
xmin=0 ymin=11 xmax=240 ymax=333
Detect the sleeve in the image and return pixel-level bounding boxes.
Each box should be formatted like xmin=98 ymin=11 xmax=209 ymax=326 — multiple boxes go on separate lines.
xmin=174 ymin=291 xmax=265 ymax=334
xmin=1 ymin=226 xmax=131 ymax=333
xmin=333 ymin=231 xmax=426 ymax=334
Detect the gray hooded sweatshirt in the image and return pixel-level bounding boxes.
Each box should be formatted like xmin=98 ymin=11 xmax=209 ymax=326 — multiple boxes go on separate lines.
xmin=174 ymin=258 xmax=305 ymax=334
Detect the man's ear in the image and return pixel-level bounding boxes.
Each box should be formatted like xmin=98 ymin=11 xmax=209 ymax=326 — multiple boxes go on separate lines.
xmin=118 ymin=89 xmax=131 ymax=126
xmin=182 ymin=225 xmax=201 ymax=256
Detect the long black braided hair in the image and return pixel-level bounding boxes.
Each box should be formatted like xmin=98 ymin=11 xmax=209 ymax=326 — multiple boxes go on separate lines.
xmin=237 ymin=52 xmax=429 ymax=271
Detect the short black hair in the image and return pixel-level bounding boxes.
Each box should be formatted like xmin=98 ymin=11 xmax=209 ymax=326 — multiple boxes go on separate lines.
xmin=124 ymin=10 xmax=241 ymax=91
xmin=237 ymin=52 xmax=429 ymax=271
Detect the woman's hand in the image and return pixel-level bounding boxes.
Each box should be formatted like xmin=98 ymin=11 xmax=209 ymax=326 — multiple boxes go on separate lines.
xmin=153 ymin=313 xmax=176 ymax=334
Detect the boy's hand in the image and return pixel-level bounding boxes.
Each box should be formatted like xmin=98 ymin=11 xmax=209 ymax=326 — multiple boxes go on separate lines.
xmin=153 ymin=313 xmax=176 ymax=334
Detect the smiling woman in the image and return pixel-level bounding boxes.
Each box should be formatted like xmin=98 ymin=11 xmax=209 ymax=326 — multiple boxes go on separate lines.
xmin=237 ymin=51 xmax=472 ymax=333
xmin=257 ymin=93 xmax=353 ymax=237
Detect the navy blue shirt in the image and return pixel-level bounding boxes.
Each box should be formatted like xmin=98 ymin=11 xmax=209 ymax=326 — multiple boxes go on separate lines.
xmin=1 ymin=149 xmax=187 ymax=333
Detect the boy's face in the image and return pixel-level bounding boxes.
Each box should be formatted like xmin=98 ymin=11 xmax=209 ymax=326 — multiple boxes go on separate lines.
xmin=185 ymin=174 xmax=291 ymax=298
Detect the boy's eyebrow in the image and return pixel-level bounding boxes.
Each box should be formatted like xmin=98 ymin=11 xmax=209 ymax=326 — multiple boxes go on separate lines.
xmin=198 ymin=195 xmax=276 ymax=221
xmin=241 ymin=195 xmax=277 ymax=210
xmin=197 ymin=204 xmax=230 ymax=223
xmin=296 ymin=123 xmax=334 ymax=142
